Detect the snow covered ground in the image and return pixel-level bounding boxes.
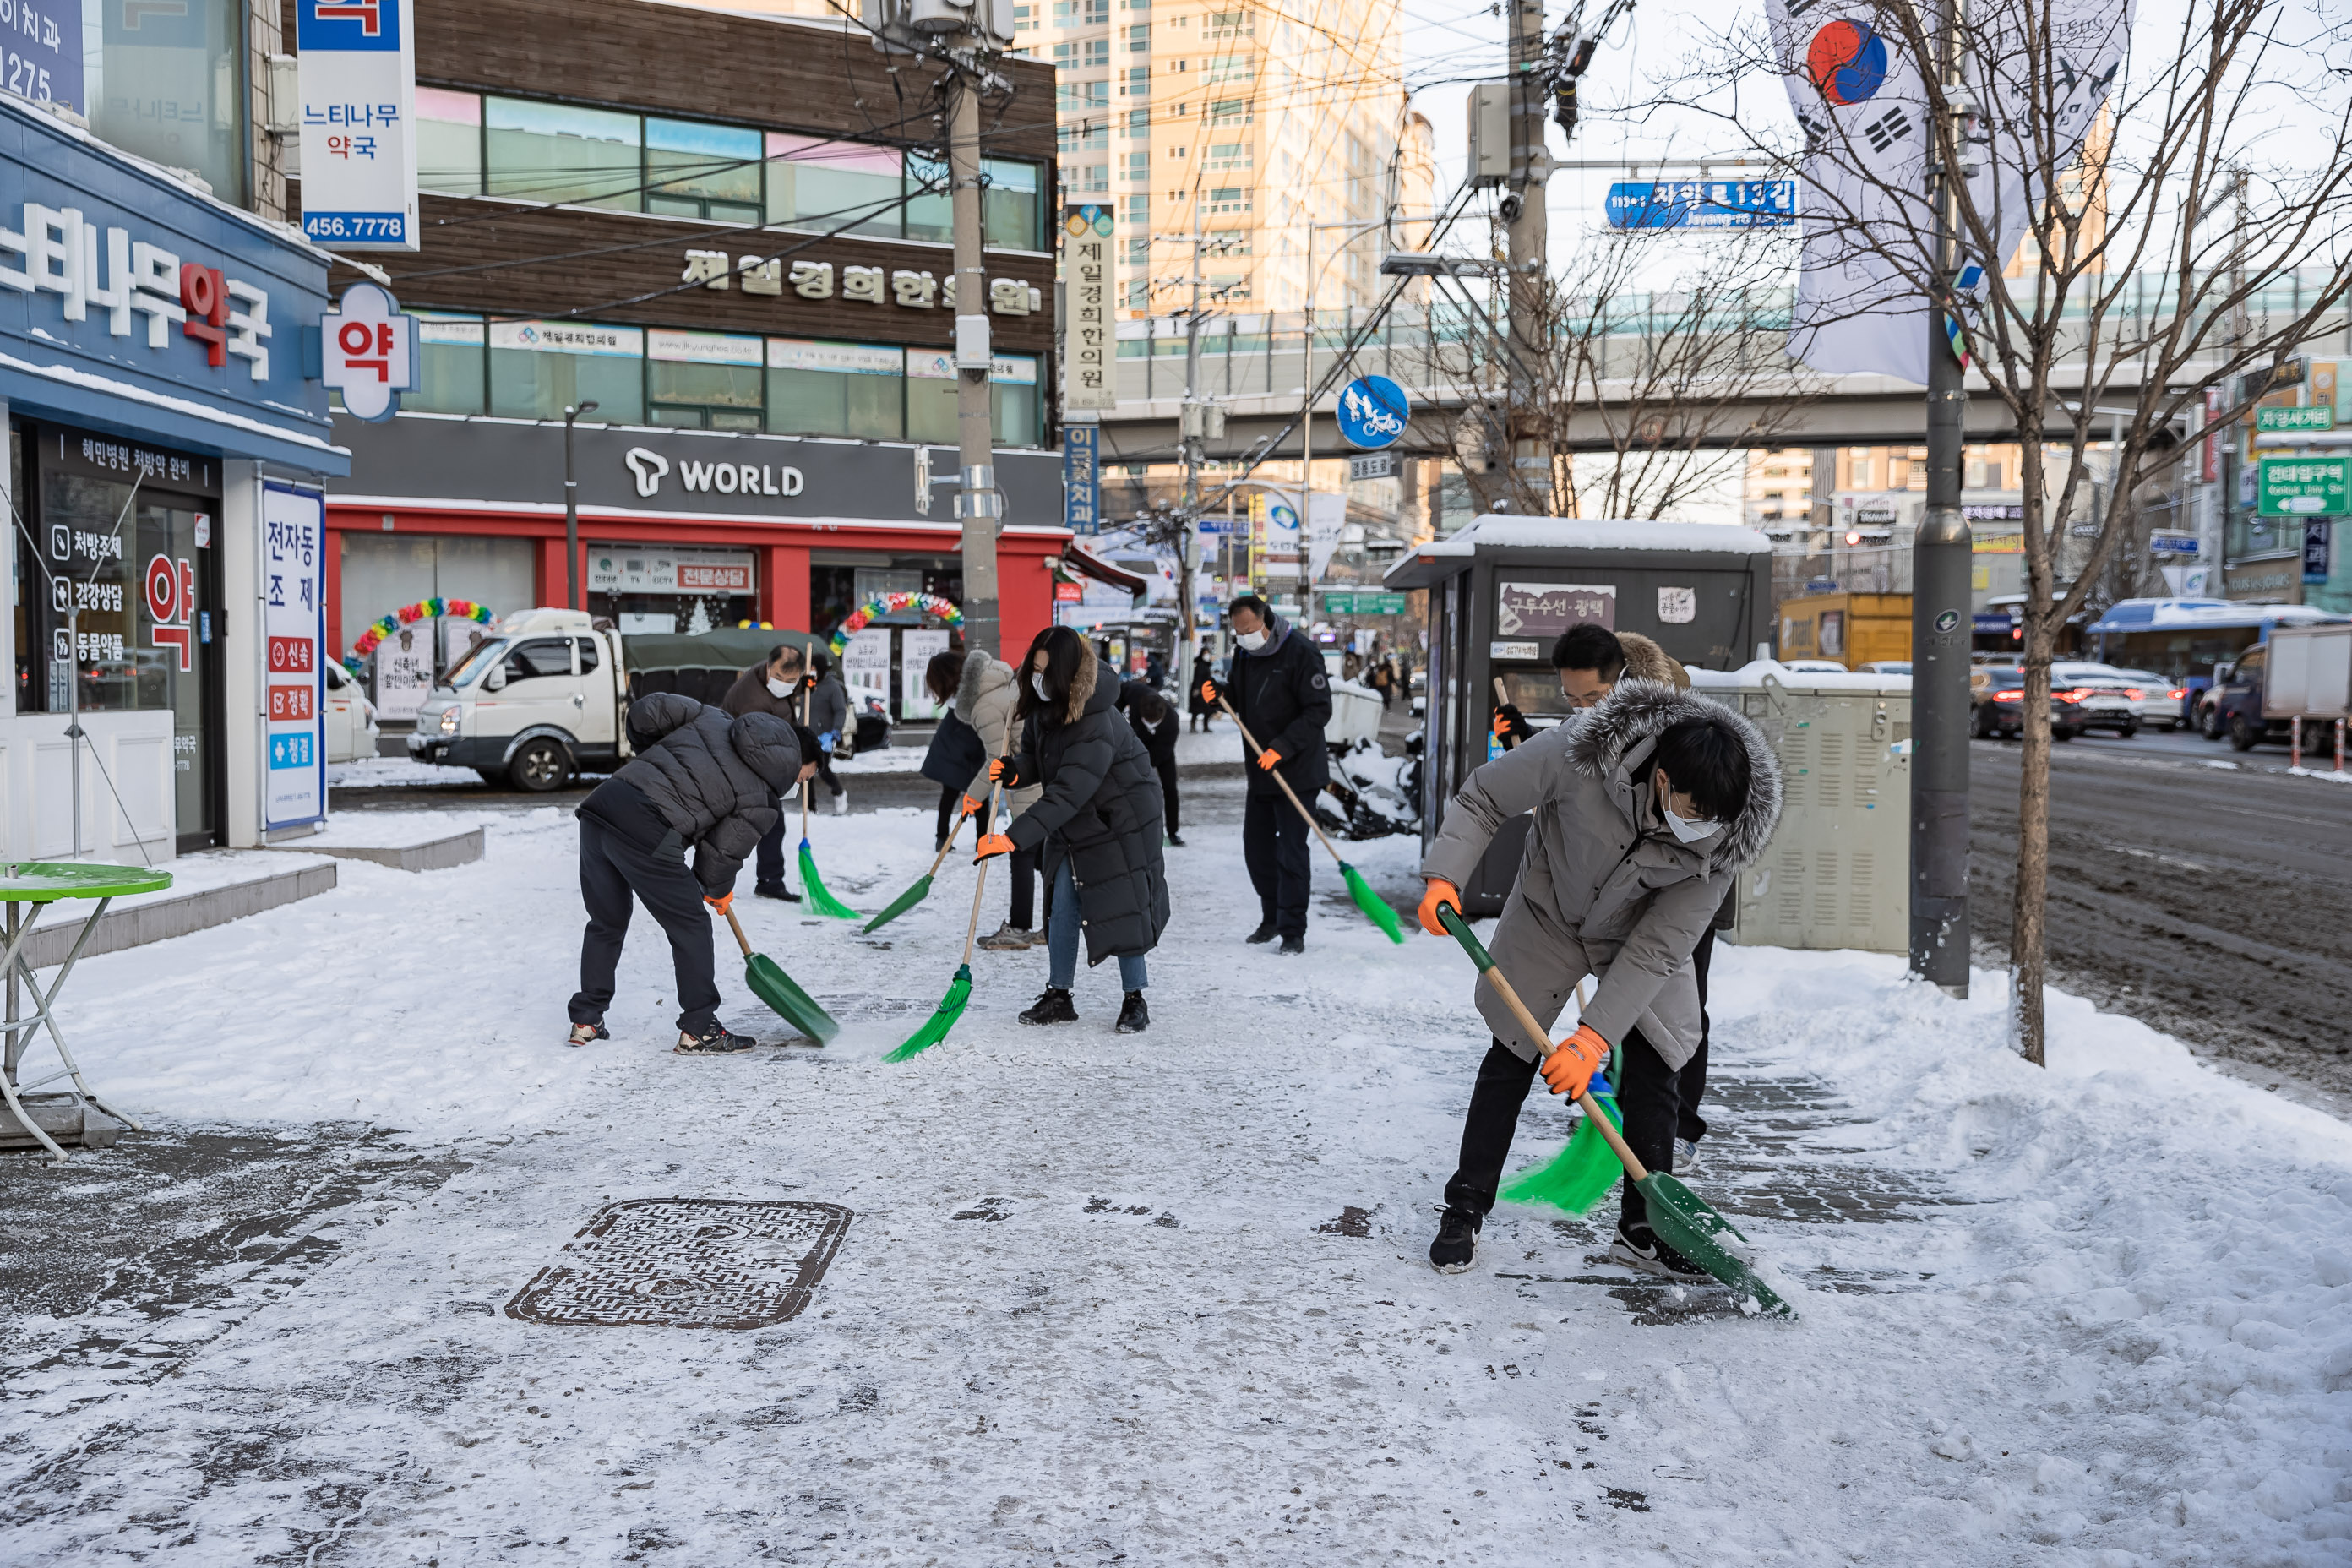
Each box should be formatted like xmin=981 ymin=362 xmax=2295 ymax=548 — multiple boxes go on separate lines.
xmin=3 ymin=783 xmax=2348 ymax=1564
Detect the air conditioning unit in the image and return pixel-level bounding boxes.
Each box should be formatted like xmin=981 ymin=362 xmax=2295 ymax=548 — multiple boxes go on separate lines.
xmin=1692 ymin=663 xmax=1912 ymax=954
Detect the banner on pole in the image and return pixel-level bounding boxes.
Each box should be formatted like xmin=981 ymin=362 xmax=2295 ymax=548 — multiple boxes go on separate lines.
xmin=296 ymin=0 xmax=421 ymax=252
xmin=1060 ymin=204 xmax=1115 ymax=412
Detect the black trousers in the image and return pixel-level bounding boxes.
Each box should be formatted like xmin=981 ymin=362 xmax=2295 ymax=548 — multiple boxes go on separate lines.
xmin=814 ymin=751 xmax=843 ymax=798
xmin=571 ymin=814 xmax=721 ymax=1034
xmin=755 ymin=792 xmax=788 ymax=890
xmin=1242 ymin=789 xmax=1311 ymax=938
xmin=1443 ymin=928 xmax=1717 ymax=1233
xmin=935 ymin=787 xmax=1039 ymax=928
xmin=1154 ymin=758 xmax=1180 ymax=837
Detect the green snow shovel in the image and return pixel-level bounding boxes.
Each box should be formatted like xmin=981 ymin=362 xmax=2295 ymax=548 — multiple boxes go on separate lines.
xmin=1217 ymin=696 xmax=1406 ymax=945
xmin=1435 ymin=903 xmax=1795 ymax=1319
xmin=719 ymin=903 xmax=841 ymax=1044
xmin=1498 ymin=981 xmax=1631 ymax=1215
xmin=795 ymin=779 xmax=861 ymax=920
xmin=885 ymin=784 xmax=1000 ymax=1062
xmin=863 ymin=810 xmax=970 ymax=934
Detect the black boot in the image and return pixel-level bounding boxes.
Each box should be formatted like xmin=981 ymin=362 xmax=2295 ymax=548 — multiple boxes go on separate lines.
xmin=1019 ymin=987 xmax=1078 ymax=1026
xmin=1245 ymin=921 xmax=1279 ymax=944
xmin=1115 ymin=991 xmax=1149 ymax=1034
xmin=1278 ymin=934 xmax=1305 ymax=956
xmin=1429 ymin=1205 xmax=1481 ymax=1274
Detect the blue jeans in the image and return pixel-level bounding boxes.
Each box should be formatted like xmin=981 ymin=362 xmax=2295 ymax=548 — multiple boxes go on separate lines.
xmin=1046 ymin=858 xmax=1147 ymax=992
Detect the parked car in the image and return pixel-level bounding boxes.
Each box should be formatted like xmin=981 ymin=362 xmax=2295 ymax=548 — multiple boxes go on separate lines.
xmin=1969 ymin=667 xmax=2082 ymax=740
xmin=2096 ymin=666 xmax=2190 ymax=729
xmin=323 ymin=659 xmax=379 ymax=763
xmin=1778 ymin=658 xmax=1853 ymax=673
xmin=2049 ymin=662 xmax=2143 ymax=737
xmin=1859 ymin=660 xmax=1912 ymax=675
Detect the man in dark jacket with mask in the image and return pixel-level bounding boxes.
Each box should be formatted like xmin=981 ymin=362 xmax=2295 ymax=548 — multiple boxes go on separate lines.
xmin=722 ymin=644 xmax=809 ymax=900
xmin=1200 ymin=593 xmax=1331 ymax=953
xmin=569 ymin=693 xmax=814 ymax=1054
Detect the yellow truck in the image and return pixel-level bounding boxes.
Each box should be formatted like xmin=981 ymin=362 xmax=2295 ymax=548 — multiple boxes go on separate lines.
xmin=1775 ymin=592 xmax=1913 ymax=669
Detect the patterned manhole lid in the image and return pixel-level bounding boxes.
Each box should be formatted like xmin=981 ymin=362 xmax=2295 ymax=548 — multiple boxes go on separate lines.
xmin=505 ymin=1199 xmax=852 ymax=1330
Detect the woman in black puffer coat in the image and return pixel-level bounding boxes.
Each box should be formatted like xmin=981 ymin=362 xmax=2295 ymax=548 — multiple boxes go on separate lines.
xmin=977 ymin=625 xmax=1170 ymax=1034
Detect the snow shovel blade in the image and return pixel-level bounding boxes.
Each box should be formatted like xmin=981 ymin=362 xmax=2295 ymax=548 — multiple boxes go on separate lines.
xmin=861 ymin=872 xmax=933 ymax=934
xmin=743 ymin=952 xmax=841 ymax=1043
xmin=1636 ymin=1172 xmax=1796 ymax=1319
xmin=798 ymin=841 xmax=861 ymax=919
xmin=1500 ymin=1086 xmax=1624 ymax=1215
xmin=883 ymin=963 xmax=971 ymax=1062
xmin=1339 ymin=861 xmax=1407 ymax=945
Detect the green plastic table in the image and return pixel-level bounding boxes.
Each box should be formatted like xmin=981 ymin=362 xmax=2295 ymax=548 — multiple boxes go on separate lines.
xmin=0 ymin=862 xmax=172 ymax=1164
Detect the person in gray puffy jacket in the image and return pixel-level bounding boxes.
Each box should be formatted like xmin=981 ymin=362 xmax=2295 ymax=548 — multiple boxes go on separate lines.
xmin=568 ymin=694 xmax=814 ymax=1055
xmin=1418 ymin=679 xmax=1781 ymax=1279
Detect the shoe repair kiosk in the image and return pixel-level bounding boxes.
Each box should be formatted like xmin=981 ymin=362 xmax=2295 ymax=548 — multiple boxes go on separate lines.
xmin=1382 ymin=517 xmax=1773 ymax=915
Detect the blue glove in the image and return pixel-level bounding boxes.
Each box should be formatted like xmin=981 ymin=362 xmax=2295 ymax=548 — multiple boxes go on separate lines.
xmin=818 ymin=731 xmax=840 ymax=752
xmin=1587 ymin=1070 xmax=1614 ymax=1101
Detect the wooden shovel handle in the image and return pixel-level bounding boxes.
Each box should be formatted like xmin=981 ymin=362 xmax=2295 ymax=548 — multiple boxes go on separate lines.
xmin=721 ymin=905 xmax=755 ymax=958
xmin=1217 ymin=695 xmax=1344 ymax=866
xmin=958 ymin=781 xmax=1004 ymax=966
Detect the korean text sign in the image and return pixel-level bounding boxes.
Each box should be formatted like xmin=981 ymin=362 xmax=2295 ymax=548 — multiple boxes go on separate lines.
xmin=263 ymin=483 xmax=326 ymax=827
xmin=296 ymin=0 xmax=419 ymax=251
xmin=1063 ymin=422 xmax=1100 ymax=534
xmin=1060 ymin=204 xmax=1113 ymax=413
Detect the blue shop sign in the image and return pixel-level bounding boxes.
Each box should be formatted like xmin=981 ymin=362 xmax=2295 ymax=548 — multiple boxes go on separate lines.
xmin=0 ymin=99 xmax=346 ymax=474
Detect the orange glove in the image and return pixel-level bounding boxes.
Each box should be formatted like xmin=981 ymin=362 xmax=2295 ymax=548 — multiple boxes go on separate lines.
xmin=1539 ymin=1024 xmax=1610 ymax=1099
xmin=1200 ymin=679 xmax=1218 ymax=706
xmin=704 ymin=891 xmax=734 ymax=916
xmin=988 ymin=757 xmax=1018 ymax=784
xmin=1256 ymin=748 xmax=1282 ymax=772
xmin=973 ymin=833 xmax=1014 ymax=862
xmin=959 ymin=792 xmax=983 ymax=818
xmin=1416 ymin=878 xmax=1461 ymax=937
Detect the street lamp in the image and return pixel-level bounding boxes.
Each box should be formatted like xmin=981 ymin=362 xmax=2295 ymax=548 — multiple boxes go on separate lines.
xmin=564 ymin=401 xmax=598 ymax=611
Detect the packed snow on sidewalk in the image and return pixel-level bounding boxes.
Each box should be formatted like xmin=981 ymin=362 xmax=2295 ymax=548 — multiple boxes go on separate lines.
xmin=3 ymin=793 xmax=2348 ymax=1565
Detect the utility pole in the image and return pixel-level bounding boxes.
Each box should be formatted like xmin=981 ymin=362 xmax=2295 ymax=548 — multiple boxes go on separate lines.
xmin=1177 ymin=234 xmax=1225 ymax=649
xmin=563 ymin=400 xmax=597 ymax=612
xmin=949 ymin=74 xmax=1001 ymax=656
xmin=1910 ymin=0 xmax=1971 ymax=999
xmin=1505 ymin=0 xmax=1550 ymax=513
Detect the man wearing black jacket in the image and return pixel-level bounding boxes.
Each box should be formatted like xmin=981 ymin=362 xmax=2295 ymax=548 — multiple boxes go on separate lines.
xmin=1200 ymin=594 xmax=1331 ymax=953
xmin=569 ymin=694 xmax=816 ymax=1055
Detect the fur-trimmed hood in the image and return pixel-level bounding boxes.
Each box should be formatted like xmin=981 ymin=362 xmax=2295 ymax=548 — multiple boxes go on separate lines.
xmin=957 ymin=646 xmax=1012 ymax=718
xmin=1616 ymin=631 xmax=1689 ymax=689
xmin=1056 ymin=652 xmax=1111 ymax=725
xmin=1569 ymin=678 xmax=1782 ymax=874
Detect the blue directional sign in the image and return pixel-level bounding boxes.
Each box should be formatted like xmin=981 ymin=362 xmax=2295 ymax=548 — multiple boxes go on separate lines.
xmin=1606 ymin=180 xmax=1798 ymax=231
xmin=1063 ymin=422 xmax=1101 ymax=535
xmin=1336 ymin=374 xmax=1409 ymax=451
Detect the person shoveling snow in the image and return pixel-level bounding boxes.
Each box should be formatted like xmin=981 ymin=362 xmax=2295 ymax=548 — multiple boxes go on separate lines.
xmin=1418 ymin=677 xmax=1781 ymax=1281
xmin=568 ymin=694 xmax=817 ymax=1055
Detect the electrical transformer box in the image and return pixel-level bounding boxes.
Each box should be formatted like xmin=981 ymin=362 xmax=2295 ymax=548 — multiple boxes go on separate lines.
xmin=1691 ymin=664 xmax=1911 ymax=954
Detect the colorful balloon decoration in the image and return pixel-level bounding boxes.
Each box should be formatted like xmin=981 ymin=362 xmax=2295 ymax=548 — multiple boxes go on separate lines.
xmin=346 ymin=597 xmax=493 ymax=672
xmin=828 ymin=592 xmax=962 ymax=656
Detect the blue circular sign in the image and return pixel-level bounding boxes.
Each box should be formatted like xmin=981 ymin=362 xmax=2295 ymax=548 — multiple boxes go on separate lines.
xmin=1336 ymin=374 xmax=1410 ymax=450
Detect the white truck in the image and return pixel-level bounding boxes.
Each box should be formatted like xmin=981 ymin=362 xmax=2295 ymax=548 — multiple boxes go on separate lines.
xmin=408 ymin=608 xmax=628 ymax=790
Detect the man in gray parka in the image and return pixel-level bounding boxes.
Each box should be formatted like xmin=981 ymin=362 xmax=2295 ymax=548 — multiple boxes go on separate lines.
xmin=1417 ymin=679 xmax=1782 ymax=1279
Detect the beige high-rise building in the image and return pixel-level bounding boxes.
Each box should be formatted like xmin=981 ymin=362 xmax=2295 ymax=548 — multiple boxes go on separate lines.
xmin=1015 ymin=0 xmax=1408 ymax=317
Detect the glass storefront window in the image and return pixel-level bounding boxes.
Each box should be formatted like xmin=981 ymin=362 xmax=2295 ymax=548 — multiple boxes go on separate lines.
xmin=412 ymin=313 xmax=487 ymax=414
xmin=417 ymin=87 xmax=484 ymax=195
xmin=485 ymin=96 xmax=641 ymax=210
xmin=489 ymin=320 xmax=645 ymax=422
xmin=766 ymin=340 xmax=906 ymax=440
xmin=992 ymin=353 xmax=1041 ymax=446
xmin=767 ymin=133 xmax=905 ymax=237
xmin=905 ymin=348 xmax=958 ymax=445
xmin=905 ymin=152 xmax=952 ymax=245
xmin=648 ymin=329 xmax=764 ymax=430
xmin=89 ymin=0 xmax=245 ymax=206
xmin=646 ymin=118 xmax=764 ymax=222
xmin=984 ymin=158 xmax=1043 ymax=248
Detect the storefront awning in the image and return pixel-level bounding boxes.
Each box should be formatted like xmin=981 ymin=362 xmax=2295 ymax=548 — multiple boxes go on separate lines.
xmin=1060 ymin=544 xmax=1149 ymax=597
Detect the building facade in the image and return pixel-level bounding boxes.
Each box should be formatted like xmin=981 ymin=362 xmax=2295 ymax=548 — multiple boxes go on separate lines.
xmin=292 ymin=0 xmax=1075 ymax=675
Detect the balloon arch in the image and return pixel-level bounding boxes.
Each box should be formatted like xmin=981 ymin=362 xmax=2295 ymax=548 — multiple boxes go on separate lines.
xmin=346 ymin=597 xmax=494 ymax=672
xmin=827 ymin=591 xmax=962 ymax=656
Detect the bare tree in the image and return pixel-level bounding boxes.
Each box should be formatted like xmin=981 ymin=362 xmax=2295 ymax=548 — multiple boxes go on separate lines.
xmin=1674 ymin=0 xmax=2352 ymax=1061
xmin=1426 ymin=225 xmax=1827 ymax=520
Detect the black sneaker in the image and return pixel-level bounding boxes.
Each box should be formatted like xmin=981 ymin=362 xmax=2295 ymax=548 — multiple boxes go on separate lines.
xmin=675 ymin=1025 xmax=758 ymax=1055
xmin=1115 ymin=991 xmax=1149 ymax=1034
xmin=566 ymin=1021 xmax=609 ymax=1048
xmin=1429 ymin=1205 xmax=1481 ymax=1274
xmin=1278 ymin=934 xmax=1305 ymax=956
xmin=1018 ymin=987 xmax=1078 ymax=1026
xmin=1608 ymin=1223 xmax=1710 ymax=1282
xmin=1244 ymin=921 xmax=1279 ymax=945
xmin=1166 ymin=832 xmax=1186 ymax=847
xmin=754 ymin=883 xmax=799 ymax=902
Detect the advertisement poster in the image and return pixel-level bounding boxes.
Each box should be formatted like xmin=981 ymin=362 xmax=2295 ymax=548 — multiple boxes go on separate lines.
xmin=296 ymin=0 xmax=420 ymax=251
xmin=900 ymin=628 xmax=952 ymax=721
xmin=262 ymin=484 xmax=326 ymax=827
xmin=841 ymin=628 xmax=893 ymax=721
xmin=373 ymin=623 xmax=435 ymax=721
xmin=1495 ymin=581 xmax=1616 ymax=636
xmin=444 ymin=616 xmax=493 ymax=673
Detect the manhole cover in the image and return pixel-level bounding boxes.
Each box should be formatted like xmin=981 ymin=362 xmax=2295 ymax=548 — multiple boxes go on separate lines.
xmin=505 ymin=1199 xmax=852 ymax=1330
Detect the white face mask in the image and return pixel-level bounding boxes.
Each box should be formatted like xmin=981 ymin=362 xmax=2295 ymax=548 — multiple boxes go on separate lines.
xmin=1032 ymin=672 xmax=1053 ymax=700
xmin=765 ymin=675 xmax=793 ymax=698
xmin=1235 ymin=629 xmax=1269 ymax=652
xmin=1663 ymin=804 xmax=1723 ymax=845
